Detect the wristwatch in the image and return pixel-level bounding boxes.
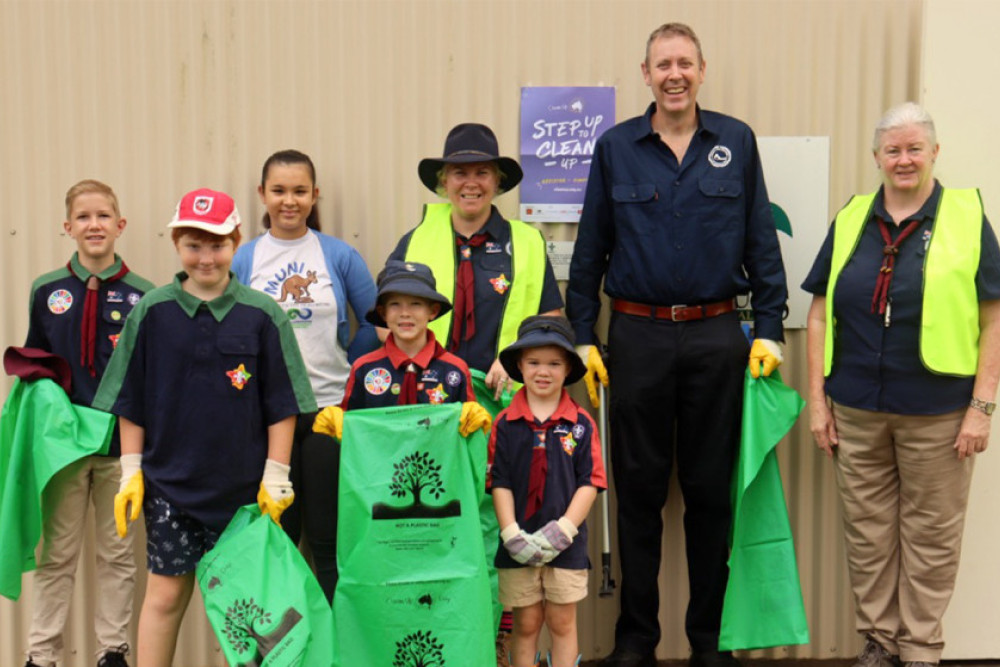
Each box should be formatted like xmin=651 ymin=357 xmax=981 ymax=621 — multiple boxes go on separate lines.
xmin=969 ymin=397 xmax=996 ymax=416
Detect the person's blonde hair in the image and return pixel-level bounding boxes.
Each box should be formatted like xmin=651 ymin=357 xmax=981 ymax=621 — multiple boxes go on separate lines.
xmin=64 ymin=179 xmax=121 ymax=218
xmin=872 ymin=102 xmax=937 ymax=152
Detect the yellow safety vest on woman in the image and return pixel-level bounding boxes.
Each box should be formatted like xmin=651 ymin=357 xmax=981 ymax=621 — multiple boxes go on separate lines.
xmin=824 ymin=188 xmax=983 ymax=377
xmin=403 ymin=202 xmax=547 ymax=356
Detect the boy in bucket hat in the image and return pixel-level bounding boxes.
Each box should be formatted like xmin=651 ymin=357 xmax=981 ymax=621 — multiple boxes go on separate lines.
xmin=93 ymin=188 xmax=315 ymax=666
xmin=488 ymin=315 xmax=607 ymax=667
xmin=310 ymin=260 xmax=491 ymax=596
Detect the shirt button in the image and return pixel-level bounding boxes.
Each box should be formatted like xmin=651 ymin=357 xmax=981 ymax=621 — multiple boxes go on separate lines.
xmin=675 ymin=244 xmax=683 ymax=250
xmin=674 ymin=212 xmax=682 ymax=218
xmin=674 ymin=180 xmax=681 ymax=186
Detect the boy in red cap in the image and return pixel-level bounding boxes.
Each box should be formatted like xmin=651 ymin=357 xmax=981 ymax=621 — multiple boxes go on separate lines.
xmin=93 ymin=188 xmax=315 ymax=667
xmin=22 ymin=179 xmax=154 ymax=667
xmin=488 ymin=315 xmax=607 ymax=667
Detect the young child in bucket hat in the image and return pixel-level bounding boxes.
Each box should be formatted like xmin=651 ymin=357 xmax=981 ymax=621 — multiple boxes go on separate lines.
xmin=309 ymin=260 xmax=491 ymax=594
xmin=488 ymin=315 xmax=607 ymax=667
xmin=93 ymin=188 xmax=315 ymax=666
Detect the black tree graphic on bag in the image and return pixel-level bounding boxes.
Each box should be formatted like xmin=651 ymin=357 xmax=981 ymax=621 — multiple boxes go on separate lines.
xmin=372 ymin=451 xmax=461 ymax=519
xmin=223 ymin=597 xmax=303 ymax=666
xmin=393 ymin=629 xmax=446 ymax=667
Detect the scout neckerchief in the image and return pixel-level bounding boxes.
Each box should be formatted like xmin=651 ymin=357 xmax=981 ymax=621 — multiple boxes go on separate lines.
xmin=385 ymin=332 xmax=447 ymax=406
xmin=870 ymin=217 xmax=921 ymax=327
xmin=452 ymin=232 xmax=489 ymax=350
xmin=69 ymin=259 xmax=130 ymax=377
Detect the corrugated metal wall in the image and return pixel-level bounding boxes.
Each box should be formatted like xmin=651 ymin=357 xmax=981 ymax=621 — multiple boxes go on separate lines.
xmin=0 ymin=1 xmax=923 ymax=665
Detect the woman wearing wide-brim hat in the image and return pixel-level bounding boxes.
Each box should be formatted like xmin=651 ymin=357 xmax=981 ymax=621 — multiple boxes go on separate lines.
xmin=389 ymin=123 xmax=563 ymax=397
xmin=387 ymin=122 xmax=564 ymax=665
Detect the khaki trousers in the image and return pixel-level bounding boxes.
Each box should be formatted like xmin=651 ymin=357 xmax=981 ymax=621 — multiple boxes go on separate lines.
xmin=27 ymin=456 xmax=136 ymax=665
xmin=831 ymin=402 xmax=973 ymax=663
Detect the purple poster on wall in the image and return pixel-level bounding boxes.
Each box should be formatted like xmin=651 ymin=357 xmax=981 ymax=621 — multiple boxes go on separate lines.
xmin=519 ymin=86 xmax=615 ymax=223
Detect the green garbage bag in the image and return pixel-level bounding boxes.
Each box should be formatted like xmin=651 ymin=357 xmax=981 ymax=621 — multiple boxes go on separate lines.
xmin=719 ymin=369 xmax=810 ymax=651
xmin=0 ymin=378 xmax=114 ymax=600
xmin=470 ymin=368 xmax=512 ymax=632
xmin=197 ymin=505 xmax=334 ymax=667
xmin=335 ymin=403 xmax=493 ymax=666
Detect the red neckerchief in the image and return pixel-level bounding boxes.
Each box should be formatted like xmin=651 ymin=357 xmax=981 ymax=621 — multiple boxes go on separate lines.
xmin=384 ymin=331 xmax=446 ymax=405
xmin=451 ymin=232 xmax=490 ymax=350
xmin=70 ymin=260 xmax=129 ymax=377
xmin=870 ymin=216 xmax=921 ymax=326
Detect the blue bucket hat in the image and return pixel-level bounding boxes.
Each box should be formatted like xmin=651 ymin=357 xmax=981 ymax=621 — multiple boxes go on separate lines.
xmin=365 ymin=260 xmax=453 ymax=327
xmin=498 ymin=315 xmax=587 ymax=385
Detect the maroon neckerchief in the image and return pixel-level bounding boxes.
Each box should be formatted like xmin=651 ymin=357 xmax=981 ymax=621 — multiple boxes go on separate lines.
xmin=870 ymin=217 xmax=921 ymax=326
xmin=71 ymin=260 xmax=129 ymax=377
xmin=384 ymin=332 xmax=446 ymax=406
xmin=451 ymin=232 xmax=490 ymax=350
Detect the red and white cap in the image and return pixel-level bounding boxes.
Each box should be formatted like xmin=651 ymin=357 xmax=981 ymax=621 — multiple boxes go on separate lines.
xmin=168 ymin=188 xmax=241 ymax=234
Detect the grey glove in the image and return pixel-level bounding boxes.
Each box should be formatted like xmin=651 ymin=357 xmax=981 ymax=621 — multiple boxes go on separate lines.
xmin=501 ymin=523 xmax=545 ymax=566
xmin=532 ymin=517 xmax=578 ymax=564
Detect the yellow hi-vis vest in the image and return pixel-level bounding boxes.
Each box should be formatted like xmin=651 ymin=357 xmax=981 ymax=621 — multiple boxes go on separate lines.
xmin=404 ymin=202 xmax=547 ymax=356
xmin=825 ymin=188 xmax=983 ymax=377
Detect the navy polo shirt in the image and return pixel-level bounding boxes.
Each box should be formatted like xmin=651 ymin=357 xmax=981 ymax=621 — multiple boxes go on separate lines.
xmin=567 ymin=103 xmax=788 ymax=343
xmin=25 ymin=253 xmax=154 ymax=456
xmin=389 ymin=207 xmax=564 ymax=373
xmin=342 ymin=331 xmax=474 ymax=410
xmin=487 ymin=389 xmax=607 ymax=570
xmin=93 ymin=272 xmax=316 ymax=530
xmin=802 ymin=182 xmax=1000 ymax=415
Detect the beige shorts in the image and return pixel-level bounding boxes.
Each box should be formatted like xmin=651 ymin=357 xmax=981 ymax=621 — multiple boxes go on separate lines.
xmin=497 ymin=566 xmax=589 ymax=606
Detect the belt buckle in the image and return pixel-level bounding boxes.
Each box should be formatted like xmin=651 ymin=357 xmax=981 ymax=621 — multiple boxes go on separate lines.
xmin=670 ymin=304 xmax=688 ymax=321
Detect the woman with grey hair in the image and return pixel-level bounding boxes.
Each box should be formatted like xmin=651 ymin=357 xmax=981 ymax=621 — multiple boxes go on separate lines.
xmin=802 ymin=101 xmax=1000 ymax=667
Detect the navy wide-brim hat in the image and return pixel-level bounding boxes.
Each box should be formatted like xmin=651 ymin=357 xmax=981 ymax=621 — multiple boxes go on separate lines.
xmin=365 ymin=260 xmax=453 ymax=327
xmin=498 ymin=315 xmax=587 ymax=385
xmin=418 ymin=123 xmax=524 ymax=195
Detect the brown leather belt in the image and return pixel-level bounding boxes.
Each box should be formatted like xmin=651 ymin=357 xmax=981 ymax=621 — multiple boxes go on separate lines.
xmin=612 ymin=298 xmax=736 ymax=322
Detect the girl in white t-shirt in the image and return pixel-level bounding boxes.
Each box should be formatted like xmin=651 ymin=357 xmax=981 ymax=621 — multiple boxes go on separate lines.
xmin=232 ymin=149 xmax=379 ymax=602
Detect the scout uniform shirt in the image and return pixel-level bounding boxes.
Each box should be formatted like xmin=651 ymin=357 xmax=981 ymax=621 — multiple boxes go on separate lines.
xmin=93 ymin=272 xmax=316 ymax=530
xmin=342 ymin=331 xmax=474 ymax=410
xmin=488 ymin=388 xmax=607 ymax=569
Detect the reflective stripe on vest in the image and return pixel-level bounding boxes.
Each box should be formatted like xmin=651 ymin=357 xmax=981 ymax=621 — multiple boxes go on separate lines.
xmin=824 ymin=188 xmax=982 ymax=377
xmin=405 ymin=202 xmax=547 ymax=356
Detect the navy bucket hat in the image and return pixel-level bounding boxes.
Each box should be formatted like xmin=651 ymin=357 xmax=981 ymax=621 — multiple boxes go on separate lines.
xmin=498 ymin=315 xmax=587 ymax=385
xmin=418 ymin=123 xmax=524 ymax=195
xmin=365 ymin=260 xmax=453 ymax=327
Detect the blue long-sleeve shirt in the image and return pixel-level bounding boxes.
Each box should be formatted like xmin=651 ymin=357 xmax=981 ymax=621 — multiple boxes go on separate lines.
xmin=567 ymin=104 xmax=788 ymax=343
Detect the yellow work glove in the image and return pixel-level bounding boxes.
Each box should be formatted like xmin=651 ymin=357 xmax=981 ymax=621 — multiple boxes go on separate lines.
xmin=576 ymin=344 xmax=609 ymax=408
xmin=114 ymin=453 xmax=144 ymax=538
xmin=749 ymin=338 xmax=783 ymax=379
xmin=460 ymin=401 xmax=492 ymax=437
xmin=257 ymin=459 xmax=294 ymax=525
xmin=313 ymin=405 xmax=344 ymax=440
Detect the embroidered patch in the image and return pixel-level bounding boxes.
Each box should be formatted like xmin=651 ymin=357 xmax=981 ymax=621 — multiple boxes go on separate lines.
xmin=110 ymin=310 xmax=122 ymax=321
xmin=391 ymin=383 xmax=401 ymax=395
xmin=446 ymin=370 xmax=462 ymax=387
xmin=364 ymin=368 xmax=392 ymax=395
xmin=226 ymin=363 xmax=252 ymax=390
xmin=553 ymin=424 xmax=571 ymax=436
xmin=421 ymin=369 xmax=440 ymax=384
xmin=108 ymin=333 xmax=121 ymax=349
xmin=485 ymin=241 xmax=502 ymax=254
xmin=47 ymin=289 xmax=73 ymax=314
xmin=107 ymin=290 xmax=123 ymax=303
xmin=127 ymin=292 xmax=141 ymax=306
xmin=490 ymin=274 xmax=511 ymax=295
xmin=460 ymin=246 xmax=472 ymax=259
xmin=561 ymin=433 xmax=578 ymax=456
xmin=572 ymin=423 xmax=585 ymax=439
xmin=193 ymin=196 xmax=213 ymax=214
xmin=426 ymin=383 xmax=448 ymax=404
xmin=708 ymin=145 xmax=732 ymax=168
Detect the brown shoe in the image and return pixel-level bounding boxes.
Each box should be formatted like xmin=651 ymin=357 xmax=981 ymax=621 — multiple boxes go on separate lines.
xmin=496 ymin=630 xmax=512 ymax=667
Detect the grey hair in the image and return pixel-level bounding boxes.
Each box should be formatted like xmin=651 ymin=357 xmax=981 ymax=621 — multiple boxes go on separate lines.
xmin=872 ymin=102 xmax=937 ymax=152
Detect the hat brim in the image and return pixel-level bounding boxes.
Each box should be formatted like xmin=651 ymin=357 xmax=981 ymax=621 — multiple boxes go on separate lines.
xmin=167 ymin=219 xmax=239 ymax=235
xmin=498 ymin=335 xmax=587 ymax=385
xmin=364 ymin=289 xmax=453 ymax=328
xmin=418 ymin=156 xmax=523 ymax=195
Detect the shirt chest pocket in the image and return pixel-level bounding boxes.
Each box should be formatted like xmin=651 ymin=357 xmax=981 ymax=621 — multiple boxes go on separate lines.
xmin=217 ymin=334 xmax=260 ymax=357
xmin=612 ymin=183 xmax=659 ymax=236
xmin=698 ymin=178 xmax=744 ymax=233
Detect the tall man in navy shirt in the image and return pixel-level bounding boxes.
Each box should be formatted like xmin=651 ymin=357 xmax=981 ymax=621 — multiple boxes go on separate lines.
xmin=567 ymin=23 xmax=788 ymax=667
